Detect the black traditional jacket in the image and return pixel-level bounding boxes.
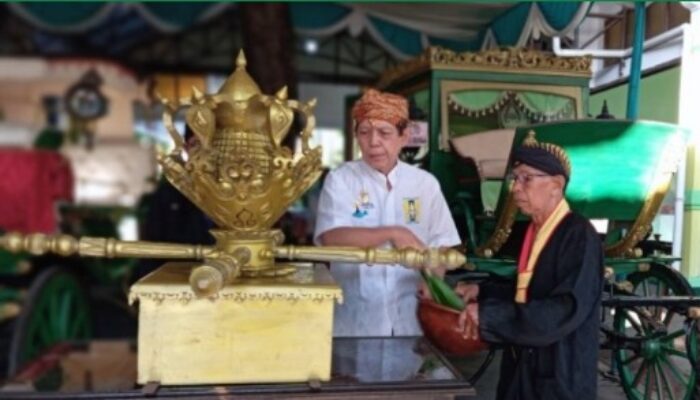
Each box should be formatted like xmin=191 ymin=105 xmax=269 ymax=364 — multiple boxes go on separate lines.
xmin=479 ymin=212 xmax=604 ymax=400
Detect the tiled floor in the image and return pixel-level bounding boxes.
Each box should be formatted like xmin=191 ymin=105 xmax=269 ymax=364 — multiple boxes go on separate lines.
xmin=453 ymin=351 xmax=629 ymax=399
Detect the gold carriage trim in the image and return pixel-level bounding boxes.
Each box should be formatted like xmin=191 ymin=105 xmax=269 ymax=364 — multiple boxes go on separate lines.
xmin=377 ymin=47 xmax=592 ymax=89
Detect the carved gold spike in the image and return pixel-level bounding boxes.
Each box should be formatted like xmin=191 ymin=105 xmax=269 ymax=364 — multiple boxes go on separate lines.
xmin=275 ymin=86 xmax=288 ymax=100
xmin=236 ymin=49 xmax=246 ymax=67
xmin=307 ymin=98 xmax=318 ymax=109
xmin=185 ymin=105 xmax=215 ymax=145
xmin=191 ymin=86 xmax=204 ymax=101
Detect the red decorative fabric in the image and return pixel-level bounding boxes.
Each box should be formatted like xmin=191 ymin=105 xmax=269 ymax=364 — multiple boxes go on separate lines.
xmin=0 ymin=149 xmax=74 ymax=233
xmin=517 ymin=223 xmax=536 ymax=274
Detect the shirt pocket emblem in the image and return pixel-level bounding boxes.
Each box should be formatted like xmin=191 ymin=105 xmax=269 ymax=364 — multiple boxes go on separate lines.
xmin=352 ymin=203 xmax=368 ymax=218
xmin=403 ymin=197 xmax=420 ymax=224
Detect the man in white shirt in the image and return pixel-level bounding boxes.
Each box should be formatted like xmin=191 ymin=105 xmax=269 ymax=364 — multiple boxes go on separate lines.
xmin=314 ymin=89 xmax=460 ymax=337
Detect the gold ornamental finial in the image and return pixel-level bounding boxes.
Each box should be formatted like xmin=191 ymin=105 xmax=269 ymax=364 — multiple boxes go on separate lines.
xmin=523 ymin=130 xmax=538 ymax=146
xmin=275 ymin=86 xmax=288 ymax=100
xmin=191 ymin=86 xmax=205 ymax=102
xmin=236 ymin=49 xmax=246 ymax=67
xmin=217 ymin=50 xmax=261 ymax=99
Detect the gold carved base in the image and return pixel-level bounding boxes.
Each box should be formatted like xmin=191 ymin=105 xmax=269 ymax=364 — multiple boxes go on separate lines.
xmin=129 ymin=262 xmax=342 ymax=385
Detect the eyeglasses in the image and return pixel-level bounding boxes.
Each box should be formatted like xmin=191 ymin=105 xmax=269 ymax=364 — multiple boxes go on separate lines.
xmin=506 ymin=173 xmax=551 ymax=185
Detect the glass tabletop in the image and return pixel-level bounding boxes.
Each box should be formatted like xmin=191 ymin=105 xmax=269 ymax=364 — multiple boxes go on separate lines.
xmin=1 ymin=337 xmax=472 ymax=399
xmin=331 ymin=336 xmax=463 ymax=384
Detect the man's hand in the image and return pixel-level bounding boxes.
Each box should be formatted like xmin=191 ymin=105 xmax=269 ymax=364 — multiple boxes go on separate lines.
xmin=455 ymin=282 xmax=479 ymax=304
xmin=456 ymin=284 xmax=480 ymax=340
xmin=458 ymin=303 xmax=480 ymax=340
xmin=390 ymin=226 xmax=426 ymax=250
xmin=320 ymin=226 xmax=425 ymax=250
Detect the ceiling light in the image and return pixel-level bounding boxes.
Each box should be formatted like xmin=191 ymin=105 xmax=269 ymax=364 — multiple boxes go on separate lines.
xmin=304 ymin=39 xmax=319 ymax=54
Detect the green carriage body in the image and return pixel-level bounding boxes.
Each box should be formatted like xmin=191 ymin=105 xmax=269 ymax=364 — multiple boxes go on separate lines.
xmin=378 ymin=47 xmax=699 ymax=400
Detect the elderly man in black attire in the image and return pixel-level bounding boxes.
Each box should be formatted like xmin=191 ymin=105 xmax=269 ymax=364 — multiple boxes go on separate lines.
xmin=457 ymin=131 xmax=604 ymax=400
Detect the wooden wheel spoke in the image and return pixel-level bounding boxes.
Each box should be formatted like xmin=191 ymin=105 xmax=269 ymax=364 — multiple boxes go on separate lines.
xmin=634 ymin=360 xmax=649 ymax=388
xmin=643 ymin=361 xmax=652 ymax=400
xmin=654 ymin=362 xmax=677 ymax=400
xmin=659 ymin=356 xmax=688 ymax=387
xmin=661 ymin=329 xmax=686 ymax=343
xmin=623 ymin=352 xmax=643 ymax=366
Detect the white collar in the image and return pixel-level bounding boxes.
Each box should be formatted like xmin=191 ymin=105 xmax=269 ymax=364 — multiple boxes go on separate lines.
xmin=359 ymin=160 xmax=402 ymax=190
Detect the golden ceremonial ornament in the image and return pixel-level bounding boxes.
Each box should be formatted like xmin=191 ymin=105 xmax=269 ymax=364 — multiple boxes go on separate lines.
xmin=1 ymin=51 xmax=465 ymax=297
xmin=0 ymin=50 xmax=467 ymax=385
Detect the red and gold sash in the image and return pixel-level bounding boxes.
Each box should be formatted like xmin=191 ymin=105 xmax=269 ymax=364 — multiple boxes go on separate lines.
xmin=515 ymin=199 xmax=570 ymax=303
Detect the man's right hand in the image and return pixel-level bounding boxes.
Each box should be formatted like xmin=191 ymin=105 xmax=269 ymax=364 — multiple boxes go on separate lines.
xmin=390 ymin=226 xmax=426 ymax=250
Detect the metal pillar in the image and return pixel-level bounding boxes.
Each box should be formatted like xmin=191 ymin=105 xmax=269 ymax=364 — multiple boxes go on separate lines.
xmin=626 ymin=3 xmax=646 ymax=119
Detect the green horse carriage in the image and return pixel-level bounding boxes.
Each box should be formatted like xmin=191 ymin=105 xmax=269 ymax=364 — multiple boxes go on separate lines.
xmin=378 ymin=47 xmax=700 ymax=400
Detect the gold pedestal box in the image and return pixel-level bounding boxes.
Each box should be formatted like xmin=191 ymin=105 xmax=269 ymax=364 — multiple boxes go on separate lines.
xmin=129 ymin=262 xmax=342 ymax=385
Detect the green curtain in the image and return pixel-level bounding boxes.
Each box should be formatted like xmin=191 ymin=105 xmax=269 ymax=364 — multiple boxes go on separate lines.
xmin=514 ymin=92 xmax=576 ymax=120
xmin=448 ymin=90 xmax=510 ymax=117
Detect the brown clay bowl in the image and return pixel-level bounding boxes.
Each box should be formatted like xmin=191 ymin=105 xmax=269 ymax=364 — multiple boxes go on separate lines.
xmin=417 ymin=298 xmax=488 ymax=356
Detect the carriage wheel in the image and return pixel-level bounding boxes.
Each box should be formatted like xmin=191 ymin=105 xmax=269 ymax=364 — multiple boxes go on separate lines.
xmin=8 ymin=267 xmax=91 ymax=389
xmin=613 ymin=263 xmax=698 ymax=400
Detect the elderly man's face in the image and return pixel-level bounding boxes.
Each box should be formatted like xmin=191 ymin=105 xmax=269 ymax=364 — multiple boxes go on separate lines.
xmin=356 ymin=119 xmax=408 ymax=175
xmin=511 ymin=164 xmax=564 ymax=217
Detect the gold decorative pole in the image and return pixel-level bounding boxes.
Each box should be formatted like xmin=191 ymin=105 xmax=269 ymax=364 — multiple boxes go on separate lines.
xmin=0 ymin=232 xmax=214 ymax=259
xmin=1 ymin=231 xmax=468 ymax=296
xmin=273 ymin=245 xmax=468 ymax=271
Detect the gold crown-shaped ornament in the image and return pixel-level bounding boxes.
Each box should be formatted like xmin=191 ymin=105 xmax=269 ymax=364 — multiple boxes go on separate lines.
xmin=522 ymin=130 xmax=571 ymax=176
xmin=157 ymin=51 xmax=322 ymax=234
